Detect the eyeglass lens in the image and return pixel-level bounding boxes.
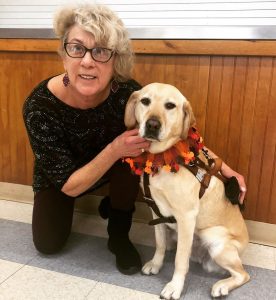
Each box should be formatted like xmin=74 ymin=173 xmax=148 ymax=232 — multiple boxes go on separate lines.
xmin=65 ymin=43 xmax=113 ymax=62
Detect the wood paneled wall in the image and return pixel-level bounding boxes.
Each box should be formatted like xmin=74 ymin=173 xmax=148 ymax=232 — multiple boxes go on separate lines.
xmin=0 ymin=39 xmax=276 ymax=224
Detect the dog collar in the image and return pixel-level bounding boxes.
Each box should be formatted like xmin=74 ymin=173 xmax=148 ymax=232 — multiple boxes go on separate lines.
xmin=123 ymin=127 xmax=204 ymax=175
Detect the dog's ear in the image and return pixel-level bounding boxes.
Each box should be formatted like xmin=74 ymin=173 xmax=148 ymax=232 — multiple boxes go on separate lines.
xmin=124 ymin=90 xmax=139 ymax=129
xmin=181 ymin=101 xmax=196 ymax=139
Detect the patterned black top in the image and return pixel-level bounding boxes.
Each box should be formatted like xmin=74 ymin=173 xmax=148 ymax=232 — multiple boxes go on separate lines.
xmin=23 ymin=77 xmax=141 ymax=192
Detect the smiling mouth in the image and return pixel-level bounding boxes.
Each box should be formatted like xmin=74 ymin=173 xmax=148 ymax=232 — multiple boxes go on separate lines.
xmin=79 ymin=75 xmax=96 ymax=80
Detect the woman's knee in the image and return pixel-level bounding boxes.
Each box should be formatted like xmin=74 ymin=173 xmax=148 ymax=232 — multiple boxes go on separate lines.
xmin=32 ymin=187 xmax=75 ymax=254
xmin=32 ymin=226 xmax=70 ymax=254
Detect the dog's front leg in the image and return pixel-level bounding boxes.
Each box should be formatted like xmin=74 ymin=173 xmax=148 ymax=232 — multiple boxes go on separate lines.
xmin=160 ymin=213 xmax=196 ymax=300
xmin=142 ymin=211 xmax=167 ymax=275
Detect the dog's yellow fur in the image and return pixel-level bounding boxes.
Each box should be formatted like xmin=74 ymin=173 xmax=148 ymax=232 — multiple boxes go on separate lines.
xmin=125 ymin=83 xmax=250 ymax=300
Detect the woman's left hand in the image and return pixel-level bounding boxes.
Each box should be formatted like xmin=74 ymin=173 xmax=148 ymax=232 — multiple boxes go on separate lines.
xmin=221 ymin=162 xmax=247 ymax=204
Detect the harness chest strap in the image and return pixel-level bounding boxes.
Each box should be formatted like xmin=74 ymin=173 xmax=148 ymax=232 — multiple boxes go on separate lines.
xmin=142 ymin=173 xmax=176 ymax=225
xmin=141 ymin=157 xmax=225 ymax=226
xmin=187 ymin=157 xmax=226 ymax=198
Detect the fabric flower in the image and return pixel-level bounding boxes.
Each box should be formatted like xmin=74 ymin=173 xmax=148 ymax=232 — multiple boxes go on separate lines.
xmin=122 ymin=126 xmax=204 ymax=176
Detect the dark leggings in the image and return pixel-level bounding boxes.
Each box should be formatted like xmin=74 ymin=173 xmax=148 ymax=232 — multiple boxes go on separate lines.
xmin=32 ymin=160 xmax=140 ymax=254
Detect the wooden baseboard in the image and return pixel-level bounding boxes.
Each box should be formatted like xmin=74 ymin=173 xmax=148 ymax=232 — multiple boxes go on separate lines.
xmin=245 ymin=220 xmax=276 ymax=247
xmin=1 ymin=182 xmax=275 ymax=247
xmin=0 ymin=182 xmax=34 ymax=204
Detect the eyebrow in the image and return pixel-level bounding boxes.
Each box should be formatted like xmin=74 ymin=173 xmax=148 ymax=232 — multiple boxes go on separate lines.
xmin=68 ymin=38 xmax=84 ymax=44
xmin=67 ymin=38 xmax=101 ymax=48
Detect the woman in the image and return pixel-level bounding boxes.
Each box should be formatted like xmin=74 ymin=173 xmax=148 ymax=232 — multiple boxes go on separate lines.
xmin=23 ymin=4 xmax=150 ymax=275
xmin=23 ymin=3 xmax=246 ymax=276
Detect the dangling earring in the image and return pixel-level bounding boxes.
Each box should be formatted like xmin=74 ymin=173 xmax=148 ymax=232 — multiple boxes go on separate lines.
xmin=63 ymin=72 xmax=70 ymax=87
xmin=111 ymin=79 xmax=119 ymax=93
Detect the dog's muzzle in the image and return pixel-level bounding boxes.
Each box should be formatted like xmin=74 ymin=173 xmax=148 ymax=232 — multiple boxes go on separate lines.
xmin=144 ymin=117 xmax=161 ymax=140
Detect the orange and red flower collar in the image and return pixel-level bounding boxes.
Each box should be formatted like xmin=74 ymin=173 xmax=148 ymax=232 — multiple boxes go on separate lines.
xmin=123 ymin=127 xmax=204 ymax=176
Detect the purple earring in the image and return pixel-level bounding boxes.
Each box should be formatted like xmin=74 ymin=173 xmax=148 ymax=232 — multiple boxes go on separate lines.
xmin=63 ymin=73 xmax=70 ymax=87
xmin=111 ymin=79 xmax=119 ymax=93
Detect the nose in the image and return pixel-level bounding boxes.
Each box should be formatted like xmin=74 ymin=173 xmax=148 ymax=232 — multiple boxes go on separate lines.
xmin=81 ymin=51 xmax=96 ymax=67
xmin=145 ymin=117 xmax=161 ymax=139
xmin=146 ymin=118 xmax=161 ymax=131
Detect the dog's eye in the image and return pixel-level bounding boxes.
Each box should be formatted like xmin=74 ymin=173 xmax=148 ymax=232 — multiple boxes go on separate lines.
xmin=141 ymin=97 xmax=151 ymax=106
xmin=165 ymin=102 xmax=176 ymax=110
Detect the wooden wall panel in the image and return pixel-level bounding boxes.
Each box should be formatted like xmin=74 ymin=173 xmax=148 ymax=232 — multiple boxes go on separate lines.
xmin=267 ymin=68 xmax=276 ymax=223
xmin=0 ymin=40 xmax=276 ymax=224
xmin=238 ymin=58 xmax=260 ymax=184
xmin=204 ymin=56 xmax=224 ymax=152
xmin=227 ymin=57 xmax=248 ymax=168
xmin=254 ymin=58 xmax=276 ymax=222
xmin=245 ymin=58 xmax=275 ymax=221
xmin=0 ymin=51 xmax=64 ymax=185
xmin=215 ymin=57 xmax=235 ymax=157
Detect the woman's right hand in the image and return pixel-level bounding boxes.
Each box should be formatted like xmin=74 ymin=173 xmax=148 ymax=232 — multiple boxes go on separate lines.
xmin=110 ymin=129 xmax=151 ymax=159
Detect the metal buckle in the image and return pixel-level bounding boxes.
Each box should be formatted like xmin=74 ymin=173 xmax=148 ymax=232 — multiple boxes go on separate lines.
xmin=195 ymin=168 xmax=206 ymax=182
xmin=143 ymin=196 xmax=154 ymax=202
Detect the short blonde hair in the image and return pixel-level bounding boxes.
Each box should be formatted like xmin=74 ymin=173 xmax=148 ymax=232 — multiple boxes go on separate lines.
xmin=53 ymin=4 xmax=134 ymax=82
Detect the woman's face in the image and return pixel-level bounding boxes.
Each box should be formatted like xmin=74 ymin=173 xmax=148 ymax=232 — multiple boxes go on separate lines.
xmin=62 ymin=25 xmax=115 ymax=104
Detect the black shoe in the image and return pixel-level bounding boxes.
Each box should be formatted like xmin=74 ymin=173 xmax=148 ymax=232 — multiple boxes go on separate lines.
xmin=108 ymin=237 xmax=142 ymax=275
xmin=107 ymin=207 xmax=142 ymax=275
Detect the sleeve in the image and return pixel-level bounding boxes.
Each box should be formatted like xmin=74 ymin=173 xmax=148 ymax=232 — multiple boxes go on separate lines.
xmin=23 ymin=101 xmax=77 ymax=190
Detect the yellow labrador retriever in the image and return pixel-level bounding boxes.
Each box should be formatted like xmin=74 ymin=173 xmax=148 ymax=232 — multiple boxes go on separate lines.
xmin=124 ymin=83 xmax=250 ymax=299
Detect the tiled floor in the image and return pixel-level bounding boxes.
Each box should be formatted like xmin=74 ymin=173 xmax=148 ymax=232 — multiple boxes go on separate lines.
xmin=1 ymin=198 xmax=276 ymax=300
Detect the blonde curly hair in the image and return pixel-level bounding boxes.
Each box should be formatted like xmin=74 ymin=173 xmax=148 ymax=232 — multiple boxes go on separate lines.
xmin=53 ymin=4 xmax=134 ymax=82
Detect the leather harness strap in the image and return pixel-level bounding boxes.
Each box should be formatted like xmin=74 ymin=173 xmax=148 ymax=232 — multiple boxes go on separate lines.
xmin=186 ymin=157 xmax=226 ymax=198
xmin=142 ymin=173 xmax=176 ymax=225
xmin=141 ymin=156 xmax=225 ymax=226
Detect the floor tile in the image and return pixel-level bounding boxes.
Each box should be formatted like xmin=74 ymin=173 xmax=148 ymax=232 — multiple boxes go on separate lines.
xmin=0 ymin=259 xmax=23 ymax=284
xmin=241 ymin=243 xmax=276 ymax=270
xmin=274 ymin=247 xmax=276 ymax=268
xmin=0 ymin=219 xmax=36 ymax=263
xmin=184 ymin=263 xmax=276 ymax=300
xmin=0 ymin=265 xmax=97 ymax=300
xmin=0 ymin=218 xmax=276 ymax=299
xmin=1 ymin=199 xmax=276 ymax=299
xmin=87 ymin=282 xmax=159 ymax=300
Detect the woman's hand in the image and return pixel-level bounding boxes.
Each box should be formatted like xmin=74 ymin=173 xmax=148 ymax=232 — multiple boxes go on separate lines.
xmin=221 ymin=162 xmax=247 ymax=204
xmin=205 ymin=147 xmax=247 ymax=204
xmin=110 ymin=128 xmax=151 ymax=159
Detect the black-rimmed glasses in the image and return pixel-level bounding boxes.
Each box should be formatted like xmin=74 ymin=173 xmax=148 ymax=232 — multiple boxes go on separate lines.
xmin=64 ymin=43 xmax=114 ymax=63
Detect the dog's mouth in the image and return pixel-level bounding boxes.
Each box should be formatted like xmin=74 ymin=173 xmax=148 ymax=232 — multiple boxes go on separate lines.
xmin=143 ymin=134 xmax=160 ymax=142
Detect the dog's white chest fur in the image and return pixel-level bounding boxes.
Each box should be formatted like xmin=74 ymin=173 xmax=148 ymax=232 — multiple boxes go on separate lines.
xmin=141 ymin=166 xmax=201 ymax=222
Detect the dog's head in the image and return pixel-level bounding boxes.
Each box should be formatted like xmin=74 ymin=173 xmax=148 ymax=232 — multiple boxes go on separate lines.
xmin=125 ymin=83 xmax=196 ymax=153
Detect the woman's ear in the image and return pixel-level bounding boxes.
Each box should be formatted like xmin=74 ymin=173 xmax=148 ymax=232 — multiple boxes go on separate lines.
xmin=181 ymin=101 xmax=196 ymax=139
xmin=124 ymin=90 xmax=139 ymax=129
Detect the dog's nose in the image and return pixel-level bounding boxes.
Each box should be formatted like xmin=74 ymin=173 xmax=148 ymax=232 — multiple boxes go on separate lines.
xmin=146 ymin=118 xmax=161 ymax=132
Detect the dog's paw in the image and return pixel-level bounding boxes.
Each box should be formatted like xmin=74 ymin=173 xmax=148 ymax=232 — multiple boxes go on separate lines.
xmin=142 ymin=260 xmax=161 ymax=275
xmin=160 ymin=281 xmax=182 ymax=300
xmin=211 ymin=281 xmax=229 ymax=297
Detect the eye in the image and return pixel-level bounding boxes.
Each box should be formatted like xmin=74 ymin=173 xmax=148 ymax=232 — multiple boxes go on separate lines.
xmin=93 ymin=47 xmax=105 ymax=55
xmin=71 ymin=44 xmax=85 ymax=54
xmin=141 ymin=97 xmax=151 ymax=106
xmin=165 ymin=102 xmax=176 ymax=110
